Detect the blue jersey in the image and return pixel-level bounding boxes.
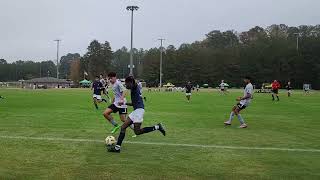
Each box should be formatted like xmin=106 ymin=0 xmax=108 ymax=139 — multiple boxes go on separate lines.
xmin=131 ymin=84 xmax=144 ymax=110
xmin=92 ymin=81 xmax=103 ymax=95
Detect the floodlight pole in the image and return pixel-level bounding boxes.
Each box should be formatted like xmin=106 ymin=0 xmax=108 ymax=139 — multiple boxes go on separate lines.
xmin=158 ymin=38 xmax=165 ymax=88
xmin=126 ymin=6 xmax=139 ymax=77
xmin=54 ymin=39 xmax=61 ymax=78
xmin=293 ymin=33 xmax=301 ymax=52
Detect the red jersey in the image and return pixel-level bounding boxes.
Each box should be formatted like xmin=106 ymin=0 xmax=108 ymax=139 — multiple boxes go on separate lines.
xmin=272 ymin=82 xmax=281 ymax=90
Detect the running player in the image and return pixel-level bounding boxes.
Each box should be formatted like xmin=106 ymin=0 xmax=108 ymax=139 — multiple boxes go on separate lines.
xmin=92 ymin=76 xmax=107 ymax=110
xmin=185 ymin=81 xmax=193 ymax=102
xmin=108 ymin=76 xmax=166 ymax=153
xmin=271 ymin=80 xmax=280 ymax=101
xmin=286 ymin=81 xmax=292 ymax=97
xmin=103 ymin=72 xmax=129 ymax=134
xmin=224 ymin=76 xmax=253 ymax=128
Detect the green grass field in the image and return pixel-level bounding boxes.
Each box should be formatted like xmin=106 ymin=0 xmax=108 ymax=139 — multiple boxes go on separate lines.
xmin=1 ymin=88 xmax=320 ymax=180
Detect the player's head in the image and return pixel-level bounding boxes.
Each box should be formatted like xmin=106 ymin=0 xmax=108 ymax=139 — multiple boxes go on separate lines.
xmin=107 ymin=72 xmax=117 ymax=84
xmin=221 ymin=80 xmax=224 ymax=83
xmin=288 ymin=81 xmax=291 ymax=85
xmin=244 ymin=76 xmax=251 ymax=84
xmin=274 ymin=80 xmax=277 ymax=83
xmin=99 ymin=74 xmax=104 ymax=79
xmin=125 ymin=76 xmax=136 ymax=89
xmin=95 ymin=76 xmax=99 ymax=81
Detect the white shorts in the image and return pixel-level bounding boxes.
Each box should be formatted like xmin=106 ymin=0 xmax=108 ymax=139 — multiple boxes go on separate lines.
xmin=129 ymin=108 xmax=145 ymax=123
xmin=93 ymin=94 xmax=102 ymax=100
xmin=186 ymin=93 xmax=192 ymax=96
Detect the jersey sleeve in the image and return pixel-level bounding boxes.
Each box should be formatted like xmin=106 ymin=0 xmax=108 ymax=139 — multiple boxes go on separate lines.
xmin=118 ymin=82 xmax=126 ymax=92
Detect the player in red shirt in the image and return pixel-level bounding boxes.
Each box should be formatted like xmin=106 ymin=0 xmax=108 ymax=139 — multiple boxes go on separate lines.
xmin=271 ymin=80 xmax=281 ymax=101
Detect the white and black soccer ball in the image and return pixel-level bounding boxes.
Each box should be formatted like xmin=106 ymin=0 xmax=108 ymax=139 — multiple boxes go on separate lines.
xmin=105 ymin=136 xmax=116 ymax=146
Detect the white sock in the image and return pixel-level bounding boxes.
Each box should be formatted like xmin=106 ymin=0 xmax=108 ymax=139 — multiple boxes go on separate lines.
xmin=154 ymin=125 xmax=159 ymax=130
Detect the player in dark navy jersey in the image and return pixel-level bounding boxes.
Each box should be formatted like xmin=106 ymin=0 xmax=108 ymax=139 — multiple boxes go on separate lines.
xmin=108 ymin=76 xmax=166 ymax=153
xmin=185 ymin=81 xmax=193 ymax=102
xmin=91 ymin=76 xmax=107 ymax=110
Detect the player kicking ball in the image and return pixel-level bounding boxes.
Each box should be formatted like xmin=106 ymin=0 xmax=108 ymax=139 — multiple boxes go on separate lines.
xmin=224 ymin=76 xmax=253 ymax=128
xmin=108 ymin=76 xmax=166 ymax=153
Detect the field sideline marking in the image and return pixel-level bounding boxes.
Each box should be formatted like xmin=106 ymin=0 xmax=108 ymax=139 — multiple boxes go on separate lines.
xmin=1 ymin=135 xmax=320 ymax=153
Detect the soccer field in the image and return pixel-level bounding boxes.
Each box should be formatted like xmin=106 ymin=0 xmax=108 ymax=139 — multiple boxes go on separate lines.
xmin=0 ymin=88 xmax=320 ymax=180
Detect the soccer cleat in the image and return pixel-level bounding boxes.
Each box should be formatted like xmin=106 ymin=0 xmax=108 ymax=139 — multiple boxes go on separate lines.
xmin=158 ymin=123 xmax=166 ymax=136
xmin=239 ymin=124 xmax=248 ymax=128
xmin=132 ymin=135 xmax=137 ymax=138
xmin=107 ymin=145 xmax=120 ymax=153
xmin=111 ymin=125 xmax=121 ymax=134
xmin=224 ymin=121 xmax=231 ymax=126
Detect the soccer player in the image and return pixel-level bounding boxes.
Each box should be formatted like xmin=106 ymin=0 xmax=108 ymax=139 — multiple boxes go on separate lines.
xmin=224 ymin=76 xmax=253 ymax=128
xmin=286 ymin=81 xmax=292 ymax=97
xmin=219 ymin=80 xmax=227 ymax=94
xmin=103 ymin=72 xmax=129 ymax=134
xmin=185 ymin=81 xmax=193 ymax=102
xmin=92 ymin=76 xmax=107 ymax=110
xmin=303 ymin=84 xmax=311 ymax=95
xmin=108 ymin=76 xmax=166 ymax=153
xmin=271 ymin=80 xmax=280 ymax=101
xmin=100 ymin=74 xmax=110 ymax=102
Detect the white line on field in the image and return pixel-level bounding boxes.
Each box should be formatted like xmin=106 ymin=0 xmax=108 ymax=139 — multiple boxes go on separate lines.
xmin=0 ymin=135 xmax=320 ymax=153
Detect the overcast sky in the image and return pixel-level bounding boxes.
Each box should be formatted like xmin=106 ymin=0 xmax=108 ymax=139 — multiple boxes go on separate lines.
xmin=0 ymin=0 xmax=319 ymax=62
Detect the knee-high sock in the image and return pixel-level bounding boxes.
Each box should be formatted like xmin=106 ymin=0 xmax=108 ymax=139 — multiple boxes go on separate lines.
xmin=116 ymin=131 xmax=126 ymax=147
xmin=237 ymin=114 xmax=245 ymax=124
xmin=229 ymin=112 xmax=235 ymax=122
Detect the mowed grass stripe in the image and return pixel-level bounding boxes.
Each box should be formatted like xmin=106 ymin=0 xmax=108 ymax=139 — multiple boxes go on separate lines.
xmin=1 ymin=135 xmax=320 ymax=153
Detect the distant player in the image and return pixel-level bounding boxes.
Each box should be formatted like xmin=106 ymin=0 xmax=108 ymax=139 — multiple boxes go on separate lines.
xmin=271 ymin=80 xmax=280 ymax=101
xmin=92 ymin=76 xmax=107 ymax=110
xmin=185 ymin=81 xmax=193 ymax=102
xmin=224 ymin=76 xmax=253 ymax=128
xmin=108 ymin=76 xmax=166 ymax=153
xmin=0 ymin=95 xmax=4 ymax=100
xmin=99 ymin=74 xmax=110 ymax=101
xmin=219 ymin=80 xmax=227 ymax=94
xmin=102 ymin=72 xmax=129 ymax=134
xmin=286 ymin=81 xmax=292 ymax=97
xmin=303 ymin=84 xmax=311 ymax=95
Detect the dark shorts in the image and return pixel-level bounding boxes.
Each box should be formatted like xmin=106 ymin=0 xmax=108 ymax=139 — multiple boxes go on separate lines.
xmin=272 ymin=89 xmax=279 ymax=94
xmin=236 ymin=103 xmax=247 ymax=110
xmin=221 ymin=88 xmax=225 ymax=91
xmin=108 ymin=104 xmax=127 ymax=115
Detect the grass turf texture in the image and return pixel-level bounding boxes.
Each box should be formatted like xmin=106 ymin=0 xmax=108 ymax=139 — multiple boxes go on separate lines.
xmin=0 ymin=88 xmax=320 ymax=180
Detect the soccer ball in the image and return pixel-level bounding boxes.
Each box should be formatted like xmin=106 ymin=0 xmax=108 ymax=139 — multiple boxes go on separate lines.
xmin=105 ymin=136 xmax=116 ymax=146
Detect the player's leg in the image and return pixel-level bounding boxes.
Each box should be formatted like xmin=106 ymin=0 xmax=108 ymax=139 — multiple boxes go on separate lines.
xmin=276 ymin=91 xmax=279 ymax=101
xmin=93 ymin=96 xmax=99 ymax=110
xmin=108 ymin=118 xmax=132 ymax=153
xmin=119 ymin=109 xmax=135 ymax=134
xmin=272 ymin=91 xmax=275 ymax=101
xmin=224 ymin=105 xmax=237 ymax=125
xmin=103 ymin=105 xmax=120 ymax=133
xmin=132 ymin=122 xmax=165 ymax=136
xmin=234 ymin=107 xmax=247 ymax=128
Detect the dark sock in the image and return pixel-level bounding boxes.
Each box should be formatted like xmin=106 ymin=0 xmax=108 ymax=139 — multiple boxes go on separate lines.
xmin=102 ymin=99 xmax=107 ymax=103
xmin=116 ymin=131 xmax=126 ymax=147
xmin=142 ymin=126 xmax=157 ymax=134
xmin=272 ymin=95 xmax=275 ymax=100
xmin=94 ymin=103 xmax=98 ymax=109
xmin=277 ymin=96 xmax=279 ymax=101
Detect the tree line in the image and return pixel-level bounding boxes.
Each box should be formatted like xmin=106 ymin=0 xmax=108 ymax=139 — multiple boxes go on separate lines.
xmin=0 ymin=24 xmax=319 ymax=89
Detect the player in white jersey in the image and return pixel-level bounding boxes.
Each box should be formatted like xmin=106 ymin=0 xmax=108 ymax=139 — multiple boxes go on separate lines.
xmin=103 ymin=72 xmax=129 ymax=134
xmin=224 ymin=77 xmax=253 ymax=128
